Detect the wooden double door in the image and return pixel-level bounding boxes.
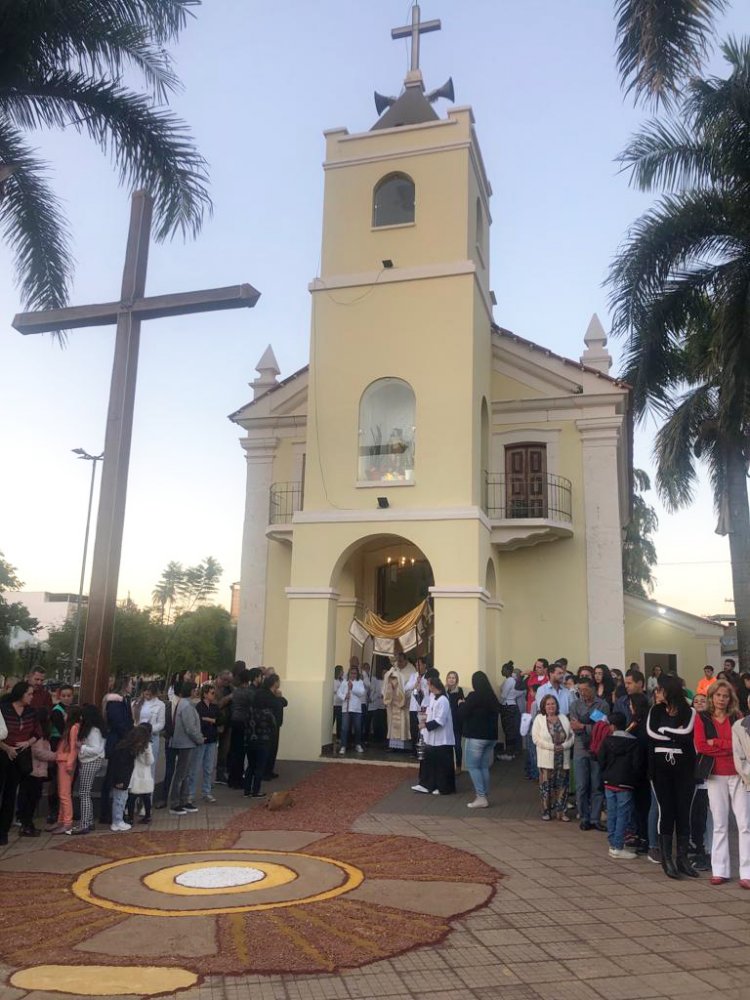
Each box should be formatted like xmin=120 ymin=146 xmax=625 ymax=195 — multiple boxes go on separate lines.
xmin=505 ymin=444 xmax=547 ymax=518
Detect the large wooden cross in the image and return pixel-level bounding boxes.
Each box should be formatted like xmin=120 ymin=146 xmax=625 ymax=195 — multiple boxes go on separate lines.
xmin=13 ymin=190 xmax=259 ymax=706
xmin=391 ymin=4 xmax=441 ymax=74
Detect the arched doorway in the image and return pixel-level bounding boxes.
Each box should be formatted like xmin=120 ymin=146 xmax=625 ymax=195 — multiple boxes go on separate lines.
xmin=331 ymin=534 xmax=434 ymax=667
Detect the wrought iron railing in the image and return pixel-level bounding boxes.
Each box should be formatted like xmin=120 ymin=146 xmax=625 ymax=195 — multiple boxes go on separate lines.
xmin=269 ymin=481 xmax=303 ymax=525
xmin=484 ymin=473 xmax=572 ymax=522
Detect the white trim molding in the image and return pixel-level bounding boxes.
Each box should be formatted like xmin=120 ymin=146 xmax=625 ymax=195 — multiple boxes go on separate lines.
xmin=285 ymin=587 xmax=341 ymax=602
xmin=429 ymin=586 xmax=491 ymax=603
xmin=309 ymin=259 xmax=476 ymax=293
xmin=293 ymin=506 xmax=491 ymax=530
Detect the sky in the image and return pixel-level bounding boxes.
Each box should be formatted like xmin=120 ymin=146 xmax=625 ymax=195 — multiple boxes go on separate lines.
xmin=1 ymin=1 xmax=746 ymax=620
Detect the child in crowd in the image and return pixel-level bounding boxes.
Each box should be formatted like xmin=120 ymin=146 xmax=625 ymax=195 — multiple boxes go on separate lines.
xmin=598 ymin=710 xmax=644 ymax=860
xmin=25 ymin=708 xmax=58 ymax=837
xmin=48 ymin=705 xmax=82 ymax=834
xmin=109 ymin=725 xmax=149 ymax=831
xmin=69 ymin=704 xmax=106 ymax=836
xmin=125 ymin=724 xmax=154 ymax=826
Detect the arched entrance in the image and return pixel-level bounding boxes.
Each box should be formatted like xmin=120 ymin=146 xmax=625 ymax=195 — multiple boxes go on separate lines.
xmin=331 ymin=534 xmax=434 ymax=668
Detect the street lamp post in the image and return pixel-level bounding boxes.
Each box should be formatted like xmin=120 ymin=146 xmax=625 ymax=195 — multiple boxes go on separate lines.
xmin=71 ymin=448 xmax=103 ymax=688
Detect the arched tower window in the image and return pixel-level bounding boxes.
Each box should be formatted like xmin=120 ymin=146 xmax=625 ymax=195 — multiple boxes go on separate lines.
xmin=372 ymin=173 xmax=415 ymax=227
xmin=358 ymin=378 xmax=416 ymax=482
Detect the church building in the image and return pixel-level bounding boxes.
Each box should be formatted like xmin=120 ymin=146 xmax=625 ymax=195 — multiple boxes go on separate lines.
xmin=230 ymin=7 xmax=722 ymax=761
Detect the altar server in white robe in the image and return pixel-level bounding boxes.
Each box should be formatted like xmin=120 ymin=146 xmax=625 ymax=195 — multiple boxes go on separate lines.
xmin=412 ymin=677 xmax=456 ymax=796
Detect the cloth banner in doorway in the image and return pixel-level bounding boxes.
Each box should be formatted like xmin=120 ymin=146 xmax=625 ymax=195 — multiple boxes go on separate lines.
xmin=349 ymin=599 xmax=428 ymax=653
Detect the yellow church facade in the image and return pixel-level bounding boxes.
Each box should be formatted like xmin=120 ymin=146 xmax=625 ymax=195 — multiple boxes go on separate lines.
xmin=230 ymin=36 xmax=722 ymax=761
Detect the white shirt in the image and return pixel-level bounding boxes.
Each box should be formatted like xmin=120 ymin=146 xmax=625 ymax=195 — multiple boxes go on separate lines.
xmin=499 ymin=678 xmax=517 ymax=706
xmin=337 ymin=679 xmax=367 ymax=713
xmin=369 ymin=677 xmax=384 ymax=711
xmin=79 ymin=726 xmax=105 ymax=763
xmin=423 ymin=693 xmax=455 ymax=747
xmin=138 ymin=697 xmax=165 ymax=735
xmin=409 ymin=674 xmax=429 ymax=712
xmin=333 ymin=676 xmax=344 ymax=707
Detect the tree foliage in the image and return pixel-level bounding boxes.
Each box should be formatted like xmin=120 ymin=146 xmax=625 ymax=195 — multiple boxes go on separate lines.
xmin=609 ymin=40 xmax=750 ymax=666
xmin=623 ymin=469 xmax=659 ymax=597
xmin=0 ymin=550 xmax=39 ymax=641
xmin=152 ymin=556 xmax=222 ymax=624
xmin=614 ymin=0 xmax=728 ymax=108
xmin=0 ymin=0 xmax=211 ymax=318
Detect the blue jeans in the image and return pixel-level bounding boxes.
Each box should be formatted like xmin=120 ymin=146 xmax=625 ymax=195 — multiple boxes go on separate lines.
xmin=465 ymin=738 xmax=495 ymax=797
xmin=574 ymin=755 xmax=603 ymax=824
xmin=341 ymin=711 xmax=362 ymax=747
xmin=605 ymin=788 xmax=633 ymax=849
xmin=112 ymin=788 xmax=129 ymax=826
xmin=188 ymin=741 xmax=218 ymax=800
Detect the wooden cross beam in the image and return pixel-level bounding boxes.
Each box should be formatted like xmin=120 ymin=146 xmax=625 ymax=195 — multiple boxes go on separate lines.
xmin=13 ymin=190 xmax=260 ymax=706
xmin=391 ymin=4 xmax=441 ymax=74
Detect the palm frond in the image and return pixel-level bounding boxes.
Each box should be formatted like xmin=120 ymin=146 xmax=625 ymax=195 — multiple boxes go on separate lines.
xmin=0 ymin=116 xmax=73 ymax=316
xmin=614 ymin=0 xmax=727 ymax=109
xmin=4 ymin=70 xmax=211 ymax=239
xmin=654 ymin=383 xmax=717 ymax=510
xmin=617 ymin=115 xmax=719 ymax=192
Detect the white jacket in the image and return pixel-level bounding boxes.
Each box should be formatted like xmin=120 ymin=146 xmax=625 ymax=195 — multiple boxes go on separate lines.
xmin=129 ymin=746 xmax=155 ymax=794
xmin=732 ymin=718 xmax=750 ymax=789
xmin=409 ymin=675 xmax=429 ymax=712
xmin=531 ymin=713 xmax=574 ymax=770
xmin=337 ymin=679 xmax=366 ymax=713
xmin=137 ymin=697 xmax=165 ymax=735
xmin=0 ymin=713 xmax=6 ymax=742
xmin=79 ymin=726 xmax=106 ymax=763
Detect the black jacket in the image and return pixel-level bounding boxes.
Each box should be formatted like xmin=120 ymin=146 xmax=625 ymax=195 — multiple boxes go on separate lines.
xmin=458 ymin=691 xmax=499 ymax=741
xmin=108 ymin=745 xmax=135 ymax=789
xmin=597 ymin=731 xmax=644 ymax=788
xmin=246 ymin=688 xmax=278 ymax=744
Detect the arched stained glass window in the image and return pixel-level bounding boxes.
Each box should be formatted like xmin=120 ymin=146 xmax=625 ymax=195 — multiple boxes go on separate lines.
xmin=372 ymin=173 xmax=415 ymax=227
xmin=358 ymin=378 xmax=416 ymax=482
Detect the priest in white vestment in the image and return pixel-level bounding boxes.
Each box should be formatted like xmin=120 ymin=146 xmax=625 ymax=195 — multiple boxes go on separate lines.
xmin=383 ymin=653 xmax=417 ymax=750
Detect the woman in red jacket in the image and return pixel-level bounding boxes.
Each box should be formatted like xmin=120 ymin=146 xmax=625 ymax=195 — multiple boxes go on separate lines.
xmin=694 ymin=679 xmax=748 ymax=887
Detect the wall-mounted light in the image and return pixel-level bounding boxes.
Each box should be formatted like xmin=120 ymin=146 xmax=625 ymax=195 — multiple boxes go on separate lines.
xmin=382 ymin=259 xmax=394 ymax=269
xmin=377 ymin=496 xmax=389 ymax=509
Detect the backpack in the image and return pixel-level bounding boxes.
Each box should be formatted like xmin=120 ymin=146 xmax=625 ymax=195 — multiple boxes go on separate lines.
xmin=589 ymin=720 xmax=610 ymax=757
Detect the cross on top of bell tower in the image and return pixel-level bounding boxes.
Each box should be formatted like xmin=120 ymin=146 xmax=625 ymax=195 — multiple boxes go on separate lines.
xmin=391 ymin=3 xmax=441 ymax=84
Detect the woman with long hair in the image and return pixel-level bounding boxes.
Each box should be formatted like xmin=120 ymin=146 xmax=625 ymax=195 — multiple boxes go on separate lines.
xmin=647 ymin=674 xmax=697 ymax=879
xmin=48 ymin=705 xmax=82 ymax=834
xmin=132 ymin=681 xmax=165 ymax=780
xmin=445 ymin=671 xmax=465 ymax=772
xmin=0 ymin=681 xmax=41 ymax=844
xmin=695 ymin=680 xmax=747 ymax=886
xmin=626 ymin=692 xmax=650 ymax=854
xmin=412 ymin=676 xmax=455 ymax=796
xmin=459 ymin=670 xmax=500 ymax=808
xmin=337 ymin=665 xmax=366 ymax=756
xmin=70 ymin=704 xmax=106 ymax=836
xmin=594 ymin=664 xmax=615 ymax=709
xmin=531 ymin=694 xmax=574 ymax=822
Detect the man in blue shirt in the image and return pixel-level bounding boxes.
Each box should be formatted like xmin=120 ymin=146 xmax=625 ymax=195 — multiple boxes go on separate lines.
xmin=534 ymin=662 xmax=573 ymax=716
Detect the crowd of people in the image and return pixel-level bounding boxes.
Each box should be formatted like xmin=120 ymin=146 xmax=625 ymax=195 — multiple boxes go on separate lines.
xmin=331 ymin=653 xmax=750 ymax=888
xmin=0 ymin=661 xmax=287 ymax=843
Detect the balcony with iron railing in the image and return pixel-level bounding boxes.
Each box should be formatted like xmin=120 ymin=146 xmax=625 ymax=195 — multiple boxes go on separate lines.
xmin=483 ymin=472 xmax=573 ymax=550
xmin=268 ymin=481 xmax=303 ymax=539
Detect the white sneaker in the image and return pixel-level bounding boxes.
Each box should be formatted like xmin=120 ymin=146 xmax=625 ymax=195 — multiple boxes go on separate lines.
xmin=203 ymin=794 xmax=217 ymax=803
xmin=499 ymin=754 xmax=514 ymax=761
xmin=432 ymin=789 xmax=441 ymax=795
xmin=111 ymin=821 xmax=131 ymax=832
xmin=611 ymin=847 xmax=637 ymax=860
xmin=608 ymin=847 xmax=618 ymax=857
xmin=355 ymin=745 xmax=364 ymax=754
xmin=338 ymin=746 xmax=346 ymax=755
xmin=411 ymin=784 xmax=429 ymax=793
xmin=467 ymin=796 xmax=489 ymax=809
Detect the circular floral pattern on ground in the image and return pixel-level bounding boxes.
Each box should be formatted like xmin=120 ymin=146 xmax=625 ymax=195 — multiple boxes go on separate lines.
xmin=73 ymin=848 xmax=361 ymax=916
xmin=174 ymin=864 xmax=266 ymax=888
xmin=144 ymin=859 xmax=298 ymax=896
xmin=0 ymin=766 xmax=502 ymax=979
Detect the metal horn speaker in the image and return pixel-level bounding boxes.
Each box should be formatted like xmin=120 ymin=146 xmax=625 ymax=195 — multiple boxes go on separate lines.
xmin=427 ymin=76 xmax=454 ymax=104
xmin=374 ymin=91 xmax=396 ymax=115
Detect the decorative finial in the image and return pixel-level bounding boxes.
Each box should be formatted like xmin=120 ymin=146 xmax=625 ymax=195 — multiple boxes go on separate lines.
xmin=580 ymin=313 xmax=612 ymax=374
xmin=252 ymin=344 xmax=280 ymax=399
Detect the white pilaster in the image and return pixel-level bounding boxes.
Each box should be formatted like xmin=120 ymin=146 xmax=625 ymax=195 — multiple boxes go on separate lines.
xmin=236 ymin=436 xmax=278 ymax=665
xmin=576 ymin=417 xmax=625 ymax=666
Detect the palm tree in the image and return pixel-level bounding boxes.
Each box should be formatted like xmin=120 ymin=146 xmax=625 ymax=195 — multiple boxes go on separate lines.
xmin=623 ymin=469 xmax=659 ymax=597
xmin=0 ymin=0 xmax=210 ymax=315
xmin=614 ymin=0 xmax=728 ymax=107
xmin=152 ymin=560 xmax=184 ymax=625
xmin=608 ymin=38 xmax=750 ymax=668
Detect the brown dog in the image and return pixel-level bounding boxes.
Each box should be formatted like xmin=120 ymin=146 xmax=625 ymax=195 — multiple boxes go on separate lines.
xmin=266 ymin=790 xmax=294 ymax=811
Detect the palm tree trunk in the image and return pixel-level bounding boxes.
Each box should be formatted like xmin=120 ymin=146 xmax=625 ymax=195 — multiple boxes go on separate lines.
xmin=726 ymin=448 xmax=750 ymax=670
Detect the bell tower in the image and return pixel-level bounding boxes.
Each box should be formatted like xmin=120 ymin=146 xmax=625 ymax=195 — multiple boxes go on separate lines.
xmin=282 ymin=5 xmax=497 ymax=759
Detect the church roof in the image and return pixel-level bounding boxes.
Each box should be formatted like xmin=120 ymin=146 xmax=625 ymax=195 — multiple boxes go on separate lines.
xmin=371 ymin=84 xmax=439 ymax=130
xmin=229 ymin=324 xmax=630 ymax=423
xmin=492 ymin=325 xmax=631 ymax=389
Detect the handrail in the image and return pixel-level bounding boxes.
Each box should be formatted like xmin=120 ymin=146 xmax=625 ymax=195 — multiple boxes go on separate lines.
xmin=483 ymin=472 xmax=572 ymax=522
xmin=269 ymin=481 xmax=303 ymax=524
